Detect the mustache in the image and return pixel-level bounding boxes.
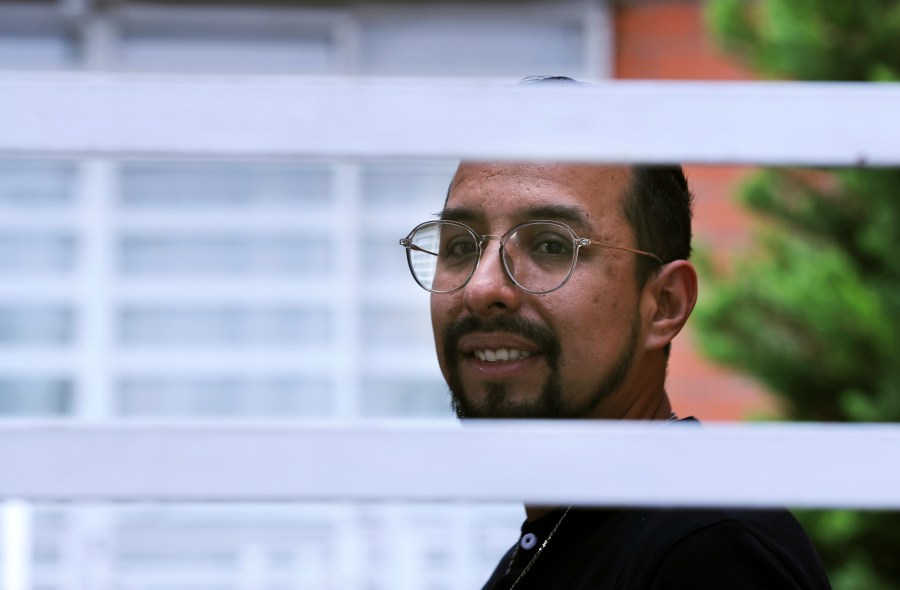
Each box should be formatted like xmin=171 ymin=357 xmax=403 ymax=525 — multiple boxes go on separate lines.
xmin=442 ymin=315 xmax=561 ymax=370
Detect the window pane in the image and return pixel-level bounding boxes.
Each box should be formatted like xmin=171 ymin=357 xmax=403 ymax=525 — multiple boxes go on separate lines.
xmin=362 ymin=231 xmax=412 ymax=282
xmin=120 ymin=162 xmax=331 ymax=209
xmin=0 ymin=378 xmax=73 ymax=415
xmin=360 ymin=14 xmax=584 ymax=77
xmin=0 ymin=33 xmax=73 ymax=69
xmin=0 ymin=233 xmax=76 ymax=273
xmin=361 ymin=163 xmax=455 ymax=282
xmin=120 ymin=235 xmax=329 ymax=276
xmin=0 ymin=160 xmax=77 ymax=207
xmin=119 ymin=307 xmax=330 ymax=346
xmin=117 ymin=376 xmax=332 ymax=417
xmin=361 ymin=163 xmax=455 ymax=209
xmin=29 ymin=502 xmax=521 ymax=588
xmin=361 ymin=305 xmax=432 ymax=349
xmin=0 ymin=5 xmax=75 ymax=70
xmin=0 ymin=306 xmax=74 ymax=344
xmin=120 ymin=9 xmax=338 ymax=74
xmin=360 ymin=378 xmax=451 ymax=418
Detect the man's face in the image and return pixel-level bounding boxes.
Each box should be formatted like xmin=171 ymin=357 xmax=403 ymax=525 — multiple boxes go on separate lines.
xmin=432 ymin=162 xmax=648 ymax=419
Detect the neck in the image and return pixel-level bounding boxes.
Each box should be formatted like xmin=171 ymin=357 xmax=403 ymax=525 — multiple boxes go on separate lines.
xmin=524 ymin=505 xmax=556 ymax=522
xmin=645 ymin=393 xmax=675 ymax=421
xmin=523 ymin=403 xmax=678 ymax=522
xmin=587 ymin=387 xmax=674 ymax=421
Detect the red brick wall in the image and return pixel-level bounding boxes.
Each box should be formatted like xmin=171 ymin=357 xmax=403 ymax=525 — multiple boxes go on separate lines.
xmin=614 ymin=1 xmax=754 ymax=80
xmin=612 ymin=1 xmax=779 ymax=421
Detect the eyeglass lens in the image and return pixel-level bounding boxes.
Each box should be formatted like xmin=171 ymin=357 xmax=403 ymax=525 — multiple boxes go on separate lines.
xmin=405 ymin=221 xmax=577 ymax=293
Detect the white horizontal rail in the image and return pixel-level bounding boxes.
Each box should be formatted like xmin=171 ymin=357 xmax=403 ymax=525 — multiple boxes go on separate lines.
xmin=1 ymin=75 xmax=899 ymax=165
xmin=0 ymin=421 xmax=897 ymax=508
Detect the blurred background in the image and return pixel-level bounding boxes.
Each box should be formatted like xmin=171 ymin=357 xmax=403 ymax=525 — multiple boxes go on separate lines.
xmin=1 ymin=0 xmax=898 ymax=588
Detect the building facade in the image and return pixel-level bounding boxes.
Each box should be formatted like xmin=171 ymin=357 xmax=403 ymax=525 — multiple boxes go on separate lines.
xmin=0 ymin=1 xmax=766 ymax=588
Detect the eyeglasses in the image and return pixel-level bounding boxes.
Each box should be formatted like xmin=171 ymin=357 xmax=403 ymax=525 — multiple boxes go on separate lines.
xmin=399 ymin=219 xmax=663 ymax=294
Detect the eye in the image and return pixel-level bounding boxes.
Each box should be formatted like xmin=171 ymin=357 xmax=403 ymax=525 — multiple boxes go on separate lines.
xmin=439 ymin=228 xmax=479 ymax=265
xmin=447 ymin=238 xmax=478 ymax=257
xmin=530 ymin=232 xmax=573 ymax=256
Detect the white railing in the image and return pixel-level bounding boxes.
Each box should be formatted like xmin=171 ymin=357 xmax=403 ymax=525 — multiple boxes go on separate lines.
xmin=2 ymin=75 xmax=899 ymax=589
xmin=0 ymin=421 xmax=898 ymax=508
xmin=1 ymin=75 xmax=899 ymax=164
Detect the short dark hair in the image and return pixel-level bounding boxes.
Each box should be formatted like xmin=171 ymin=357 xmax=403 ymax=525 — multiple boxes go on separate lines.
xmin=622 ymin=166 xmax=694 ymax=288
xmin=516 ymin=77 xmax=694 ymax=287
xmin=519 ymin=75 xmax=585 ymax=86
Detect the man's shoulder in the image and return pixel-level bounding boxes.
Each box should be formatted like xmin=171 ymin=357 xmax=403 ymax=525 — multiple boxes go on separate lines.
xmin=614 ymin=506 xmax=803 ymax=543
xmin=577 ymin=506 xmax=775 ymax=559
xmin=481 ymin=507 xmax=830 ymax=590
xmin=583 ymin=507 xmax=831 ymax=589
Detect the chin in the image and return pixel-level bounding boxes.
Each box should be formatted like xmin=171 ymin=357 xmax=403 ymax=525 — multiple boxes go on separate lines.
xmin=451 ymin=382 xmax=564 ymax=420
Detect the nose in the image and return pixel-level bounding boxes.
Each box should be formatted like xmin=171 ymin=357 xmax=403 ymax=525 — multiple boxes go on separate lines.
xmin=462 ymin=238 xmax=524 ymax=316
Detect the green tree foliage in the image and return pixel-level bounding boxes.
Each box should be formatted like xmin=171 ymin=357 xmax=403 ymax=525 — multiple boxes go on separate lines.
xmin=700 ymin=1 xmax=900 ymax=588
xmin=706 ymin=0 xmax=900 ymax=81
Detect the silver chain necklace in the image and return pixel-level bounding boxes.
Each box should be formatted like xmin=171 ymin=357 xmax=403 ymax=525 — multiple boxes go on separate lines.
xmin=507 ymin=506 xmax=571 ymax=590
xmin=504 ymin=412 xmax=679 ymax=589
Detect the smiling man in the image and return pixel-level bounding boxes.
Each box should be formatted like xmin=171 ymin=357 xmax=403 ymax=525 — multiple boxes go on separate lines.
xmin=400 ymin=158 xmax=830 ymax=589
xmin=432 ymin=163 xmax=676 ymax=423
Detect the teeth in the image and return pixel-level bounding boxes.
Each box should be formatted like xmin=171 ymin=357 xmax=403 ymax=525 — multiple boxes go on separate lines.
xmin=474 ymin=349 xmax=531 ymax=362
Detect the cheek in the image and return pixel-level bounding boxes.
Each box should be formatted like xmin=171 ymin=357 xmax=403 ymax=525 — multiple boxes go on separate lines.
xmin=587 ymin=260 xmax=635 ymax=314
xmin=430 ymin=294 xmax=461 ymax=357
xmin=430 ymin=301 xmax=449 ymax=376
xmin=555 ymin=282 xmax=628 ymax=352
xmin=592 ymin=290 xmax=625 ymax=317
xmin=546 ymin=291 xmax=608 ymax=344
xmin=430 ymin=299 xmax=446 ymax=343
xmin=430 ymin=293 xmax=460 ymax=325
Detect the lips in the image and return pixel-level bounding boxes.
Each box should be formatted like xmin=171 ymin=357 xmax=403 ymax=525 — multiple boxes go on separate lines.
xmin=473 ymin=348 xmax=532 ymax=362
xmin=442 ymin=315 xmax=561 ymax=375
xmin=458 ymin=333 xmax=541 ymax=363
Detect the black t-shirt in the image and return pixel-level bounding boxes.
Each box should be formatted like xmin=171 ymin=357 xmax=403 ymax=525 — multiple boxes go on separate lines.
xmin=482 ymin=506 xmax=831 ymax=589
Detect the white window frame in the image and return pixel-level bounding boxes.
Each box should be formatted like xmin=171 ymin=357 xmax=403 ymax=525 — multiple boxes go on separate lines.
xmin=0 ymin=3 xmax=614 ymax=587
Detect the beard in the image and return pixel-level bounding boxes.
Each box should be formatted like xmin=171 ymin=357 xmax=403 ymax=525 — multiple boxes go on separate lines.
xmin=443 ymin=313 xmax=641 ymax=419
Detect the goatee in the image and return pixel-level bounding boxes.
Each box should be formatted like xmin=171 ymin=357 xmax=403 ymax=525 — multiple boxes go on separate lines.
xmin=443 ymin=314 xmax=640 ymax=419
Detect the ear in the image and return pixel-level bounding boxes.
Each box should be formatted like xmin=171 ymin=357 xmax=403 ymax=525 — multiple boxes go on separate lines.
xmin=641 ymin=260 xmax=698 ymax=352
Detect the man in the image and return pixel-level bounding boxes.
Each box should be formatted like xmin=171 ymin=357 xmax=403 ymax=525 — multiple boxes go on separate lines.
xmin=399 ymin=157 xmax=831 ymax=588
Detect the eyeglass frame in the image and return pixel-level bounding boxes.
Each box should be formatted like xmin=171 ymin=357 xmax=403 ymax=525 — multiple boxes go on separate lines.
xmin=399 ymin=219 xmax=664 ymax=295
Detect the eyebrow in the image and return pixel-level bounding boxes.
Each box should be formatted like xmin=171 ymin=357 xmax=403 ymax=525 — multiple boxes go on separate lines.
xmin=525 ymin=204 xmax=590 ymax=226
xmin=438 ymin=206 xmax=481 ymax=223
xmin=438 ymin=204 xmax=591 ymax=228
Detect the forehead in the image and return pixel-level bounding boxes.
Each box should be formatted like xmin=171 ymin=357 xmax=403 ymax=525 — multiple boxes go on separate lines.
xmin=446 ymin=162 xmax=632 ymax=228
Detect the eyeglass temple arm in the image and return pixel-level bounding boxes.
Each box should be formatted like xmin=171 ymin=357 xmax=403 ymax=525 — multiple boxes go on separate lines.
xmin=587 ymin=240 xmax=663 ymax=264
xmin=399 ymin=238 xmax=438 ymax=257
